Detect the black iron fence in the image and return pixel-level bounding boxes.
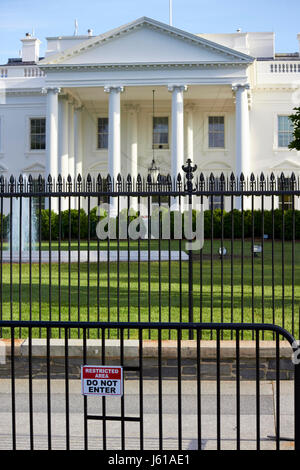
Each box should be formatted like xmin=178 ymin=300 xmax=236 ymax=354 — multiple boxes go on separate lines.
xmin=0 ymin=320 xmax=299 ymax=450
xmin=0 ymin=162 xmax=300 ymax=339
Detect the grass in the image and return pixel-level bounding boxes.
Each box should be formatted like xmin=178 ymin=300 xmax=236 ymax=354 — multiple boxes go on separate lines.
xmin=0 ymin=239 xmax=299 ymax=340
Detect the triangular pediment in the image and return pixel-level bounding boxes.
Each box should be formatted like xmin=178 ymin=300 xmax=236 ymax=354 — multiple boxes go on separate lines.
xmin=22 ymin=163 xmax=45 ymax=175
xmin=271 ymin=159 xmax=300 ymax=171
xmin=40 ymin=17 xmax=253 ymax=67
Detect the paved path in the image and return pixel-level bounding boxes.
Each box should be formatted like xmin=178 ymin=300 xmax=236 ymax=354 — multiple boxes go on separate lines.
xmin=0 ymin=379 xmax=294 ymax=450
xmin=1 ymin=250 xmax=189 ymax=263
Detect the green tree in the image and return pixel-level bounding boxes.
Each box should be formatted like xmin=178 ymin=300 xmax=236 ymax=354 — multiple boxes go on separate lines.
xmin=288 ymin=107 xmax=300 ymax=150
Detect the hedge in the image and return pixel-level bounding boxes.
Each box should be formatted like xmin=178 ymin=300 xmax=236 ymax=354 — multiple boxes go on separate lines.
xmin=1 ymin=208 xmax=300 ymax=241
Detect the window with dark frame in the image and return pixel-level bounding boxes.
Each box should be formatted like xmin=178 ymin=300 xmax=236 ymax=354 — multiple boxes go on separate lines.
xmin=153 ymin=117 xmax=169 ymax=149
xmin=97 ymin=117 xmax=109 ymax=149
xmin=208 ymin=116 xmax=225 ymax=148
xmin=30 ymin=118 xmax=46 ymax=150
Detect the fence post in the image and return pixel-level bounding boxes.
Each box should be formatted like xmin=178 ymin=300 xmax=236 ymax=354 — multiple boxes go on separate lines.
xmin=295 ymin=360 xmax=300 ymax=450
xmin=182 ymin=159 xmax=197 ymax=339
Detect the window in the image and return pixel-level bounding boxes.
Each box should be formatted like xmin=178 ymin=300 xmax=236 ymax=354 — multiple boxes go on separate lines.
xmin=30 ymin=118 xmax=46 ymax=150
xmin=278 ymin=116 xmax=293 ymax=148
xmin=208 ymin=116 xmax=225 ymax=148
xmin=153 ymin=117 xmax=169 ymax=149
xmin=97 ymin=118 xmax=109 ymax=149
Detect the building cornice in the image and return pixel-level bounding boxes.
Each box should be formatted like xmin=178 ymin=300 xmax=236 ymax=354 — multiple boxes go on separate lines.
xmin=3 ymin=88 xmax=44 ymax=96
xmin=40 ymin=61 xmax=249 ymax=72
xmin=39 ymin=17 xmax=254 ymax=67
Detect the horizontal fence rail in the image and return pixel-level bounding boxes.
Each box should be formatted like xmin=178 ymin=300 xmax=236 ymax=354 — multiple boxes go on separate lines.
xmin=0 ymin=320 xmax=299 ymax=451
xmin=0 ymin=163 xmax=300 ymax=339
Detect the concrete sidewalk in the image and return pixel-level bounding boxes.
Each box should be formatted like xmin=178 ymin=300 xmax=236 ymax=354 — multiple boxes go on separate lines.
xmin=0 ymin=379 xmax=294 ymax=450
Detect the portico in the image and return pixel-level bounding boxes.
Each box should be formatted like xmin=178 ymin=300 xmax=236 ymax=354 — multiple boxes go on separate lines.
xmin=39 ymin=16 xmax=253 ymax=210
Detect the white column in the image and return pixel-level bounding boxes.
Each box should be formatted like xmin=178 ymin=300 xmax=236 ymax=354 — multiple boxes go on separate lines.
xmin=168 ymin=84 xmax=187 ymax=210
xmin=58 ymin=96 xmax=69 ymax=178
xmin=74 ymin=106 xmax=83 ymax=210
xmin=186 ymin=103 xmax=194 ymax=161
xmin=126 ymin=104 xmax=139 ymax=212
xmin=74 ymin=105 xmax=83 ymax=178
xmin=168 ymin=85 xmax=187 ymax=179
xmin=104 ymin=86 xmax=124 ymax=216
xmin=104 ymin=86 xmax=124 ymax=178
xmin=43 ymin=86 xmax=60 ymax=212
xmin=44 ymin=87 xmax=60 ymax=178
xmin=233 ymin=84 xmax=250 ymax=178
xmin=68 ymin=99 xmax=75 ymax=180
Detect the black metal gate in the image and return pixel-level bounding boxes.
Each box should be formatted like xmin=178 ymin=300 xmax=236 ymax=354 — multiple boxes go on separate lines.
xmin=0 ymin=320 xmax=299 ymax=451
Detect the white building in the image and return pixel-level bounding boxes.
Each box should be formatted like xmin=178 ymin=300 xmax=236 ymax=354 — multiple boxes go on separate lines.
xmin=0 ymin=16 xmax=299 ymax=210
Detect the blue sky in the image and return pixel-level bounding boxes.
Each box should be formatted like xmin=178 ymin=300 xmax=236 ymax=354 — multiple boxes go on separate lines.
xmin=0 ymin=0 xmax=299 ymax=64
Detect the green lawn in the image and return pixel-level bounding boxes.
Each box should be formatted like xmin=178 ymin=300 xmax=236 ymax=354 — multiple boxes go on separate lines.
xmin=0 ymin=239 xmax=299 ymax=340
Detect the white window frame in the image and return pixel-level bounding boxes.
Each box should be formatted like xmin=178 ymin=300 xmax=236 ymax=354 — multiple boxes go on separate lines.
xmin=25 ymin=115 xmax=46 ymax=155
xmin=273 ymin=113 xmax=296 ymax=152
xmin=277 ymin=114 xmax=294 ymax=149
xmin=93 ymin=113 xmax=108 ymax=153
xmin=147 ymin=112 xmax=171 ymax=151
xmin=203 ymin=112 xmax=228 ymax=152
xmin=97 ymin=116 xmax=109 ymax=150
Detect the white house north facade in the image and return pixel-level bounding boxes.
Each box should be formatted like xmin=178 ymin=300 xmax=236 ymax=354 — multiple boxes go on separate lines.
xmin=0 ymin=16 xmax=300 ymax=211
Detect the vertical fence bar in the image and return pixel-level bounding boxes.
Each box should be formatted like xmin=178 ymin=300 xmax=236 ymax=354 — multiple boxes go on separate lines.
xmin=147 ymin=189 xmax=151 ymax=336
xmin=216 ymin=329 xmax=221 ymax=450
xmin=197 ymin=328 xmax=202 ymax=450
xmin=276 ymin=331 xmax=280 ymax=450
xmin=18 ymin=188 xmax=22 ymax=336
xmin=48 ymin=189 xmax=52 ymax=324
xmin=236 ymin=329 xmax=240 ymax=450
xmin=11 ymin=326 xmax=16 ymax=450
xmin=210 ymin=177 xmax=214 ymax=339
xmin=241 ymin=179 xmax=244 ymax=338
xmin=28 ymin=326 xmax=34 ymax=450
xmin=68 ymin=192 xmax=71 ymax=326
xmin=271 ymin=176 xmax=275 ymax=336
xmin=58 ymin=190 xmax=62 ymax=338
xmin=291 ymin=178 xmax=295 ymax=337
xmin=29 ymin=188 xmax=32 ymax=325
xmin=127 ymin=187 xmax=131 ymax=334
xmin=46 ymin=327 xmax=52 ymax=450
xmin=77 ymin=187 xmax=81 ymax=337
xmin=65 ymin=327 xmax=70 ymax=450
xmin=120 ymin=328 xmax=125 ymax=449
xmin=261 ymin=176 xmax=265 ymax=339
xmin=177 ymin=327 xmax=182 ymax=450
xmin=0 ymin=193 xmax=3 ymax=334
xmin=256 ymin=329 xmax=260 ymax=450
xmin=10 ymin=194 xmax=13 ymax=324
xmin=158 ymin=328 xmax=163 ymax=450
xmin=220 ymin=177 xmax=224 ymax=337
xmin=102 ymin=327 xmax=107 ymax=449
xmin=38 ymin=185 xmax=42 ymax=337
xmin=83 ymin=328 xmax=88 ymax=450
xmin=230 ymin=182 xmax=234 ymax=338
xmin=87 ymin=193 xmax=91 ymax=337
xmin=281 ymin=179 xmax=285 ymax=330
xmin=251 ymin=183 xmax=255 ymax=337
xmin=139 ymin=328 xmax=144 ymax=451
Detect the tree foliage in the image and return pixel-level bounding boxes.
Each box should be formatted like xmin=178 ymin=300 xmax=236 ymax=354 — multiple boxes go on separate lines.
xmin=288 ymin=107 xmax=300 ymax=151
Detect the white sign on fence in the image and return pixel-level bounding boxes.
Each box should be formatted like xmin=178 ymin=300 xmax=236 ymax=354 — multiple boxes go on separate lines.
xmin=81 ymin=365 xmax=123 ymax=397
